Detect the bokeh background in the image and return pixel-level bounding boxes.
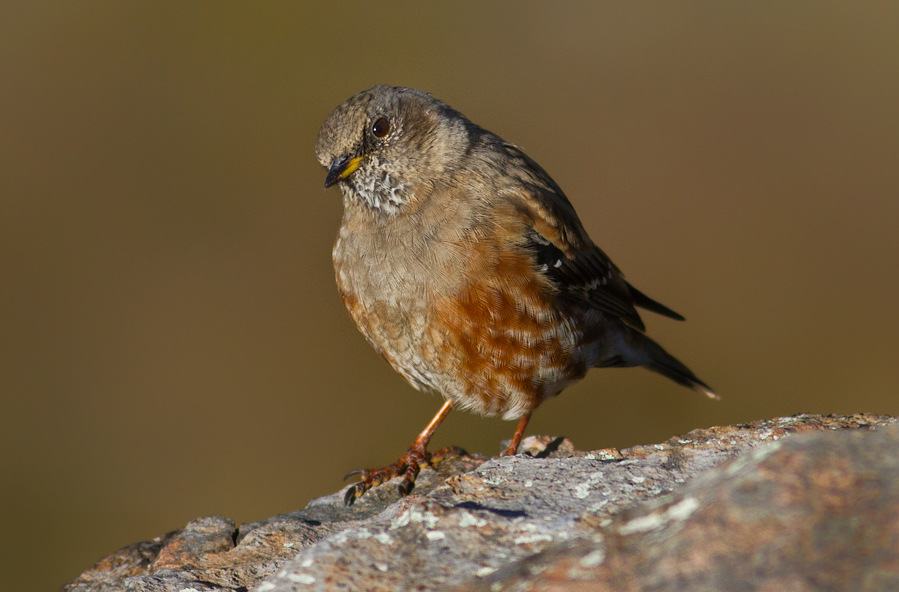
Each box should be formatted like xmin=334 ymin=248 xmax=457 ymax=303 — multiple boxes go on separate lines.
xmin=2 ymin=2 xmax=898 ymax=589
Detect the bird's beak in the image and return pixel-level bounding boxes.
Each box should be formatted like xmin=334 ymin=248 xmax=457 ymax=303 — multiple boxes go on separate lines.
xmin=324 ymin=155 xmax=364 ymax=188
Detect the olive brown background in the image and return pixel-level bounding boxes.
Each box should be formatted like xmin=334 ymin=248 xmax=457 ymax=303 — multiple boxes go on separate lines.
xmin=2 ymin=3 xmax=898 ymax=590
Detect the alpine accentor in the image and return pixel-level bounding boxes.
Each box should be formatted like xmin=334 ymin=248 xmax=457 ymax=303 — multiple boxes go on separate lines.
xmin=315 ymin=85 xmax=716 ymax=505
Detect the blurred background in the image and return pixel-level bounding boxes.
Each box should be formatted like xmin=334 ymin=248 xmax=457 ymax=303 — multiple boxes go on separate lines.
xmin=2 ymin=2 xmax=897 ymax=589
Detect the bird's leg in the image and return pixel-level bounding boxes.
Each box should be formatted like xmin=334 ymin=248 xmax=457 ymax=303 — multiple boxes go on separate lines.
xmin=502 ymin=413 xmax=532 ymax=456
xmin=343 ymin=399 xmax=464 ymax=505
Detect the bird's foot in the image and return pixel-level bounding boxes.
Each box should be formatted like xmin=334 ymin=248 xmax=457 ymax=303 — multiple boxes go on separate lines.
xmin=343 ymin=444 xmax=466 ymax=506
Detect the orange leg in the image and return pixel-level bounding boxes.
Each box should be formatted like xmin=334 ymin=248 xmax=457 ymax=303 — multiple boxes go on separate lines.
xmin=502 ymin=413 xmax=532 ymax=456
xmin=344 ymin=400 xmax=464 ymax=505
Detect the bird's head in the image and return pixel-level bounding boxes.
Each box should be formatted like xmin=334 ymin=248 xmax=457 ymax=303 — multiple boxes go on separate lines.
xmin=316 ymin=85 xmax=470 ymax=215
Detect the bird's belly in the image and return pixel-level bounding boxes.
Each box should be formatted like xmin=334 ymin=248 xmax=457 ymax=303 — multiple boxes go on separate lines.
xmin=334 ymin=241 xmax=448 ymax=395
xmin=339 ymin=282 xmax=598 ymax=421
xmin=427 ymin=278 xmax=602 ymax=419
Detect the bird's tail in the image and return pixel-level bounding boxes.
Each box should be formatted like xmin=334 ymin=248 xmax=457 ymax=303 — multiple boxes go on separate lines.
xmin=610 ymin=328 xmax=718 ymax=399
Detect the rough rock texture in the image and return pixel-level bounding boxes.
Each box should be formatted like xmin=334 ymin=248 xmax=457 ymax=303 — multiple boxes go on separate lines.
xmin=62 ymin=414 xmax=898 ymax=592
xmin=463 ymin=420 xmax=899 ymax=592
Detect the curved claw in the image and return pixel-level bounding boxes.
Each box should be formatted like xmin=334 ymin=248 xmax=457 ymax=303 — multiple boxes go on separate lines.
xmin=343 ymin=468 xmax=368 ymax=481
xmin=344 ymin=479 xmax=375 ymax=506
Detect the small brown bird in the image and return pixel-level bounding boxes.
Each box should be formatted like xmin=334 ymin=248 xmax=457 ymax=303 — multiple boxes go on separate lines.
xmin=316 ymin=86 xmax=716 ymax=505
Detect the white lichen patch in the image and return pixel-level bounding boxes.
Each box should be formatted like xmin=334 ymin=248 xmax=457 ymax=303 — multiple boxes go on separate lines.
xmin=667 ymin=496 xmax=700 ymax=521
xmin=619 ymin=496 xmax=700 ymax=535
xmin=374 ymin=532 xmax=393 ymax=544
xmin=619 ymin=512 xmax=665 ymax=534
xmin=426 ymin=530 xmax=446 ymax=541
xmin=408 ymin=509 xmax=440 ymax=528
xmin=514 ymin=533 xmax=554 ymax=545
xmin=300 ymin=557 xmax=314 ymax=568
xmin=375 ymin=562 xmax=389 ymax=572
xmin=458 ymin=512 xmax=487 ymax=528
xmin=287 ymin=572 xmax=316 ymax=585
xmin=572 ymin=469 xmax=609 ymax=499
xmin=475 ymin=566 xmax=497 ymax=577
xmin=392 ymin=510 xmax=412 ymax=529
xmin=481 ymin=475 xmax=506 ymax=486
xmin=580 ymin=548 xmax=605 ymax=567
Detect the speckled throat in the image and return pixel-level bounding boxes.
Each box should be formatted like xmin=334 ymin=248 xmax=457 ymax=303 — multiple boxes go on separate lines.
xmin=341 ymin=155 xmax=409 ymax=214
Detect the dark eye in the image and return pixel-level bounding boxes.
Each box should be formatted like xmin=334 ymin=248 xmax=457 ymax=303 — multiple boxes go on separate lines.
xmin=372 ymin=117 xmax=390 ymax=138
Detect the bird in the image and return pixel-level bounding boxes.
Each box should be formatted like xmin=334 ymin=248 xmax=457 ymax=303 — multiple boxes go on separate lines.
xmin=315 ymin=85 xmax=717 ymax=505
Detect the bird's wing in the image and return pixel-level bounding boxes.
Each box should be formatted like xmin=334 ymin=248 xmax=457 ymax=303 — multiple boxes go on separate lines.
xmin=495 ymin=142 xmax=682 ymax=332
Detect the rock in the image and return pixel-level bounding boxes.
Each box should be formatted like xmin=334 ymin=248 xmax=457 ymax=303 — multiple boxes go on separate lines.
xmin=61 ymin=414 xmax=897 ymax=592
xmin=463 ymin=418 xmax=899 ymax=592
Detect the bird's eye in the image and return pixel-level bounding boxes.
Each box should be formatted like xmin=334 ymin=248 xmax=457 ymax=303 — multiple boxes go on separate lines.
xmin=372 ymin=117 xmax=390 ymax=138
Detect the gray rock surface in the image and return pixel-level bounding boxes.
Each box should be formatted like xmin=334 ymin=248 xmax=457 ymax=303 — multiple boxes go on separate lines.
xmin=62 ymin=414 xmax=897 ymax=592
xmin=462 ymin=419 xmax=899 ymax=591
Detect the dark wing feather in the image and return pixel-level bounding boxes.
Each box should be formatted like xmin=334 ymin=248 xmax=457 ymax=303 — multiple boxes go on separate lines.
xmin=627 ymin=284 xmax=685 ymax=321
xmin=521 ymin=225 xmax=647 ymax=331
xmin=491 ymin=140 xmax=682 ymax=332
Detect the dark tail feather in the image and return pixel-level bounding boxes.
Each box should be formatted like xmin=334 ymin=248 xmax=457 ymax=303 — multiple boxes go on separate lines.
xmin=627 ymin=283 xmax=686 ymax=322
xmin=637 ymin=333 xmax=719 ymax=399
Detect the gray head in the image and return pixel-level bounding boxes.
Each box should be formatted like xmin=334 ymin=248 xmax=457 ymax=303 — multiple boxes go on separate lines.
xmin=316 ymin=86 xmax=473 ymax=214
